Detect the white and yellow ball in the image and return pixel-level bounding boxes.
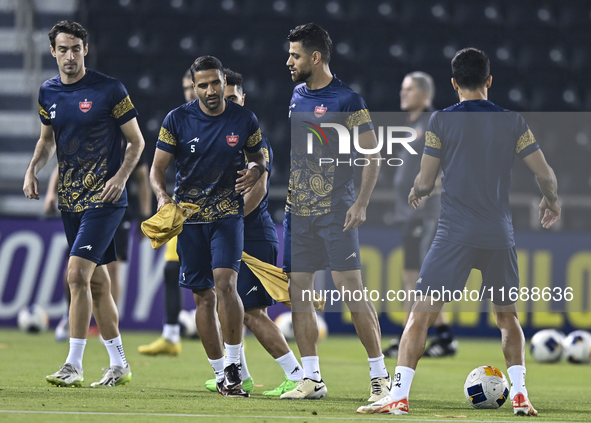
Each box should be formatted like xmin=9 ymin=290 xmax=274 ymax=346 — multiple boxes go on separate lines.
xmin=274 ymin=311 xmax=328 ymax=341
xmin=464 ymin=366 xmax=509 ymax=409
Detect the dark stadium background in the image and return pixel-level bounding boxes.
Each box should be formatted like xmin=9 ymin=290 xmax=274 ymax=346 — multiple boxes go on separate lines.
xmin=87 ymin=0 xmax=591 ymax=230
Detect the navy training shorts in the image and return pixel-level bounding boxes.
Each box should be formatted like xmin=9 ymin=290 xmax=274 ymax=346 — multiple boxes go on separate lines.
xmin=284 ymin=209 xmax=361 ymax=273
xmin=416 ymin=238 xmax=519 ymax=306
xmin=61 ymin=207 xmax=125 ymax=266
xmin=177 ymin=215 xmax=244 ymax=291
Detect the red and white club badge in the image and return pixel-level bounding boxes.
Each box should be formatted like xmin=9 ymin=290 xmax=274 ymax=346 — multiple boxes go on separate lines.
xmin=314 ymin=104 xmax=327 ymax=117
xmin=227 ymin=134 xmax=239 ymax=146
xmin=79 ymin=100 xmax=92 ymax=113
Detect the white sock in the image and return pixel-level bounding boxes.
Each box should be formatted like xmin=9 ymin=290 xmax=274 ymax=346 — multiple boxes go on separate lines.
xmin=389 ymin=366 xmax=415 ymax=400
xmin=301 ymin=356 xmax=321 ymax=381
xmin=239 ymin=345 xmax=251 ymax=380
xmin=276 ymin=350 xmax=303 ymax=381
xmin=507 ymin=365 xmax=527 ymax=399
xmin=162 ymin=324 xmax=180 ymax=344
xmin=103 ymin=335 xmax=128 ymax=368
xmin=224 ymin=343 xmax=241 ymax=367
xmin=66 ymin=338 xmax=86 ymax=370
xmin=368 ymin=355 xmax=388 ymax=379
xmin=208 ymin=356 xmax=225 ymax=383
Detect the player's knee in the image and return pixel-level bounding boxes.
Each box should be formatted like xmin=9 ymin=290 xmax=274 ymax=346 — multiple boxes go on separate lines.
xmin=193 ymin=288 xmax=217 ymax=310
xmin=493 ymin=310 xmax=519 ymax=328
xmin=332 ymin=270 xmax=362 ymax=291
xmin=407 ymin=311 xmax=436 ymax=331
xmin=66 ymin=266 xmax=90 ymax=290
xmin=214 ymin=279 xmax=236 ymax=295
xmin=244 ymin=307 xmax=265 ymax=327
xmin=90 ymin=276 xmax=110 ymax=298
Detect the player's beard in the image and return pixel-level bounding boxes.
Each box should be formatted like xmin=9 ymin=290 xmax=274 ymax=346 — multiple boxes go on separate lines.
xmin=202 ymin=93 xmax=222 ymax=111
xmin=292 ymin=68 xmax=312 ymax=83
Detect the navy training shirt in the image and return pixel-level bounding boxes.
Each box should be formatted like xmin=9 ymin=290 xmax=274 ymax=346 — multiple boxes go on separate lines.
xmin=38 ymin=69 xmax=138 ymax=212
xmin=287 ymin=76 xmax=374 ymax=216
xmin=423 ymin=100 xmax=540 ymax=249
xmin=156 ymin=99 xmax=262 ymax=223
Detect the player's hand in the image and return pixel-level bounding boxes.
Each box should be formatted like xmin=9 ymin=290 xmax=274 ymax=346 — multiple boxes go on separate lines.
xmin=408 ymin=187 xmax=421 ymax=210
xmin=235 ymin=168 xmax=258 ymax=195
xmin=23 ymin=171 xmax=39 ymax=200
xmin=539 ymin=196 xmax=561 ymax=229
xmin=101 ymin=173 xmax=127 ymax=204
xmin=343 ymin=201 xmax=366 ymax=231
xmin=156 ymin=195 xmax=174 ymax=212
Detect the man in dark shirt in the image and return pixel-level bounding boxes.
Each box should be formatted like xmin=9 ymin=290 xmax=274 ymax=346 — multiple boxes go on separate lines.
xmin=24 ymin=20 xmax=145 ymax=388
xmin=359 ymin=48 xmax=559 ymax=416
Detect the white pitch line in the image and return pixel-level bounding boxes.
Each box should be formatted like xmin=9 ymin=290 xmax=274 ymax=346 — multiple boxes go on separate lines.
xmin=0 ymin=410 xmax=577 ymax=423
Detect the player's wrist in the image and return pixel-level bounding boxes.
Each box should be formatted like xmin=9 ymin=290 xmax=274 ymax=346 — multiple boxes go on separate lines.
xmin=250 ymin=163 xmax=265 ymax=179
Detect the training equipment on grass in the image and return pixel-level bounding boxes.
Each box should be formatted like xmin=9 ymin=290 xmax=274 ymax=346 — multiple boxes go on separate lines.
xmin=530 ymin=329 xmax=565 ymax=362
xmin=562 ymin=330 xmax=591 ymax=364
xmin=17 ymin=304 xmax=49 ymax=333
xmin=464 ymin=366 xmax=509 ymax=409
xmin=274 ymin=311 xmax=328 ymax=341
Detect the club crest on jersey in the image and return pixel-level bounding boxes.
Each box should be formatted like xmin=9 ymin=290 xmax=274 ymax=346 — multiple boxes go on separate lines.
xmin=314 ymin=104 xmax=327 ymax=117
xmin=79 ymin=100 xmax=92 ymax=113
xmin=227 ymin=133 xmax=239 ymax=146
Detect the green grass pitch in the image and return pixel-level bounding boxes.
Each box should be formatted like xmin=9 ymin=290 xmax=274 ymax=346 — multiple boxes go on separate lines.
xmin=0 ymin=328 xmax=589 ymax=422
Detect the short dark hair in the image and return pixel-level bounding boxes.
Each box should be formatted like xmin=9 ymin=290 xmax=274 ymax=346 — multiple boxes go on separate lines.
xmin=48 ymin=20 xmax=88 ymax=49
xmin=190 ymin=56 xmax=224 ymax=81
xmin=451 ymin=48 xmax=490 ymax=91
xmin=223 ymin=68 xmax=243 ymax=91
xmin=287 ymin=23 xmax=332 ymax=63
xmin=183 ymin=69 xmax=192 ymax=80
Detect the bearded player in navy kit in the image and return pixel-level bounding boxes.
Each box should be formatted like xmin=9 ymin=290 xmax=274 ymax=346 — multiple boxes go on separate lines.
xmin=202 ymin=68 xmax=305 ymax=396
xmin=23 ymin=20 xmax=144 ymax=387
xmin=281 ymin=23 xmax=391 ymax=401
xmin=358 ymin=48 xmax=559 ymax=415
xmin=150 ymin=56 xmax=266 ymax=397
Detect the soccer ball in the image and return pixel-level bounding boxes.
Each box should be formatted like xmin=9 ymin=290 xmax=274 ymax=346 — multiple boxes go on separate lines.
xmin=562 ymin=330 xmax=591 ymax=364
xmin=178 ymin=309 xmax=199 ymax=339
xmin=530 ymin=329 xmax=565 ymax=363
xmin=274 ymin=311 xmax=328 ymax=341
xmin=464 ymin=366 xmax=509 ymax=409
xmin=17 ymin=304 xmax=49 ymax=333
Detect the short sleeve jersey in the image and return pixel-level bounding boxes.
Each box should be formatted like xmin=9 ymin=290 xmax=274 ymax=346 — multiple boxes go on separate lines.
xmin=38 ymin=69 xmax=138 ymax=212
xmin=244 ymin=133 xmax=277 ymax=242
xmin=423 ymin=100 xmax=540 ymax=249
xmin=287 ymin=76 xmax=374 ymax=216
xmin=156 ymin=99 xmax=262 ymax=223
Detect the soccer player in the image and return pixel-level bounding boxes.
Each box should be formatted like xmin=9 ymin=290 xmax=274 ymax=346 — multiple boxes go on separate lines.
xmin=202 ymin=68 xmax=304 ymax=396
xmin=23 ymin=20 xmax=144 ymax=387
xmin=358 ymin=48 xmax=559 ymax=415
xmin=138 ymin=70 xmax=198 ymax=356
xmin=281 ymin=23 xmax=390 ymax=401
xmin=47 ymin=148 xmax=151 ymax=342
xmin=383 ymin=72 xmax=457 ymax=358
xmin=150 ymin=56 xmax=266 ymax=397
